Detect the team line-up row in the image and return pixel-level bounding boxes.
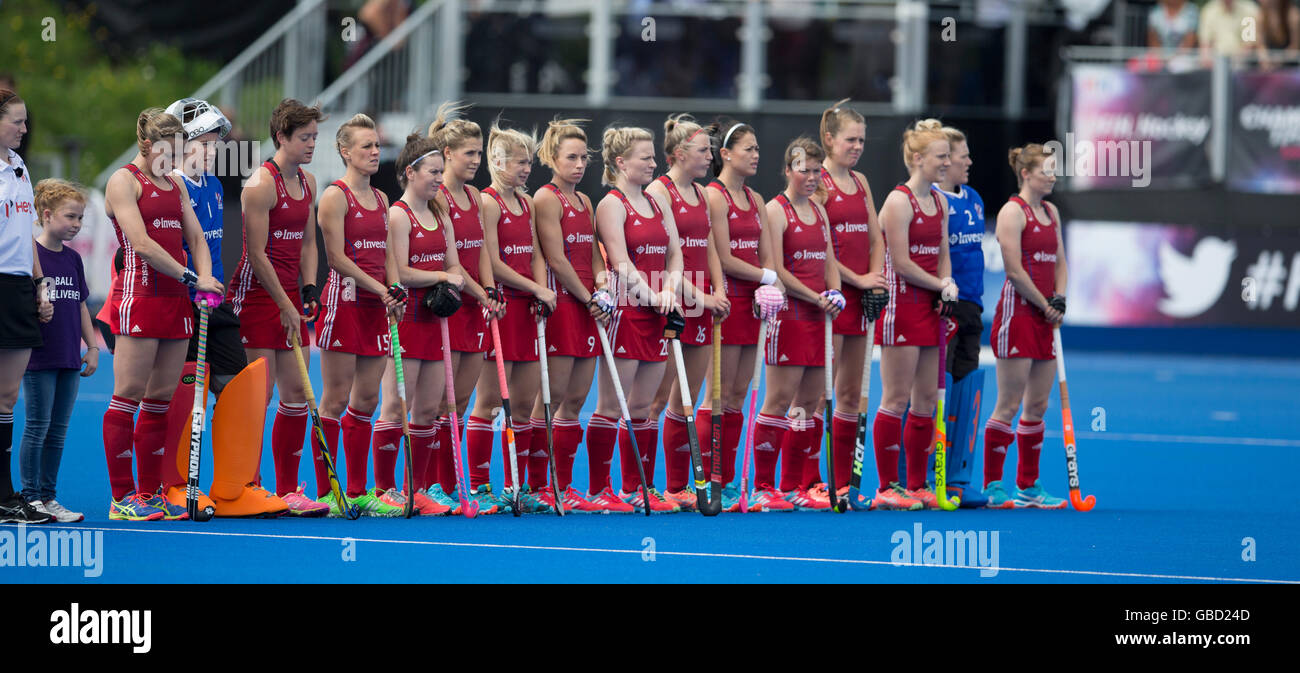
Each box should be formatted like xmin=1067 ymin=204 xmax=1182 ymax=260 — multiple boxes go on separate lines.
xmin=0 ymin=91 xmax=1083 ymax=523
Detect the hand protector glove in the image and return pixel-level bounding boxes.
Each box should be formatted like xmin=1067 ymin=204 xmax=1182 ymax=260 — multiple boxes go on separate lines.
xmin=422 ymin=281 xmax=463 ymax=318
xmin=821 ymin=289 xmax=846 ymax=312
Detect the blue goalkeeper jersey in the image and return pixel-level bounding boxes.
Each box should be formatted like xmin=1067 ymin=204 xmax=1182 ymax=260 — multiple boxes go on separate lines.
xmin=179 ymin=171 xmax=224 ymax=299
xmin=935 ymin=183 xmax=986 ymax=308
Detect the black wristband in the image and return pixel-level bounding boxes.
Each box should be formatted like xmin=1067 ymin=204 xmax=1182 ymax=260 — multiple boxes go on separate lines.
xmin=182 ymin=268 xmax=199 ymax=288
xmin=301 ymin=283 xmax=319 ymax=306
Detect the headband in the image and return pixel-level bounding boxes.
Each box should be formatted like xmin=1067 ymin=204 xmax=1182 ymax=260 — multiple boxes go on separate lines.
xmin=411 ymin=149 xmax=441 ymax=167
xmin=686 ymin=127 xmax=709 ymax=144
xmin=721 ymin=123 xmax=745 ymax=149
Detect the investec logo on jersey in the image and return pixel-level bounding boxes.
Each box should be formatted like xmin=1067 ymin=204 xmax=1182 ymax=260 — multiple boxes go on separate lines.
xmin=273 ymin=229 xmax=304 ymax=240
xmin=502 ymin=244 xmax=533 ymax=257
xmin=682 ymin=236 xmax=707 ymax=249
xmin=456 ymin=238 xmax=483 ymax=250
xmin=1032 ymin=251 xmax=1057 ymax=263
xmin=566 ymin=232 xmax=594 ymax=245
xmin=635 ymin=244 xmax=668 ymax=256
xmin=793 ymin=249 xmax=827 ymax=261
xmin=151 ymin=217 xmax=182 ymax=230
xmin=835 ymin=222 xmax=870 ymax=234
xmin=410 ymin=252 xmax=444 ymax=264
xmin=910 ymin=243 xmax=940 ymax=256
xmin=949 ymin=231 xmax=983 ymax=246
xmin=730 ymin=239 xmax=758 ymax=251
xmin=352 ymin=239 xmax=385 ymax=250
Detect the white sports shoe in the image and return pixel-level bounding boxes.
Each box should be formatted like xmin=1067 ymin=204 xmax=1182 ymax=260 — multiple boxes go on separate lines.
xmin=37 ymin=500 xmax=85 ymax=523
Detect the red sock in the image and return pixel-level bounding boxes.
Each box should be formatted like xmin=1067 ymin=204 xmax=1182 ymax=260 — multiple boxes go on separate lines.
xmin=410 ymin=423 xmax=435 ymax=491
xmin=527 ymin=418 xmax=550 ymax=490
xmin=502 ymin=423 xmax=531 ymax=489
xmin=778 ymin=417 xmax=808 ymax=492
xmin=553 ymin=418 xmax=583 ymax=491
xmin=272 ymin=402 xmax=309 ymax=496
xmin=636 ymin=418 xmax=659 ymax=489
xmin=1016 ymin=419 xmax=1045 ymax=490
xmin=694 ymin=407 xmax=712 ymax=478
xmin=103 ymin=396 xmax=139 ymax=500
xmin=586 ymin=414 xmax=619 ymax=494
xmin=903 ymin=411 xmax=934 ymax=491
xmin=465 ymin=415 xmax=494 ymax=490
xmin=371 ymin=420 xmax=404 ymax=492
xmin=752 ymin=413 xmax=789 ymax=491
xmin=617 ymin=418 xmax=647 ymax=492
xmin=340 ymin=406 xmax=373 ymax=497
xmin=831 ymin=410 xmax=858 ymax=490
xmin=872 ymin=407 xmax=903 ymax=492
xmin=133 ymin=398 xmax=170 ymax=495
xmin=435 ymin=417 xmax=455 ymax=492
xmin=803 ymin=413 xmax=825 ymax=488
xmin=662 ymin=410 xmax=692 ymax=492
xmin=312 ymin=415 xmax=341 ymax=498
xmin=722 ymin=407 xmax=743 ymax=484
xmin=983 ymin=418 xmax=1014 ymax=487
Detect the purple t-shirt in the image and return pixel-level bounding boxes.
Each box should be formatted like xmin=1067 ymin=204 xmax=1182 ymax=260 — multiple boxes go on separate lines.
xmin=28 ymin=244 xmax=89 ymax=371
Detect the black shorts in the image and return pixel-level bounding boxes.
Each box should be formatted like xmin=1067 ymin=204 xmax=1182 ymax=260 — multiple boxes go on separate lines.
xmin=946 ymin=299 xmax=983 ymax=381
xmin=187 ymin=301 xmax=247 ymax=377
xmin=0 ymin=274 xmax=43 ymax=350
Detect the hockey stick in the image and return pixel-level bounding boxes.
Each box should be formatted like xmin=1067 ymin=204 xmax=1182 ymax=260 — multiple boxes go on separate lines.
xmin=823 ymin=313 xmax=838 ymax=513
xmin=291 ymin=333 xmax=360 ymax=520
xmin=439 ymin=318 xmax=480 ymax=518
xmin=710 ymin=318 xmax=724 ymax=511
xmin=595 ymin=321 xmax=652 ymax=517
xmin=667 ymin=312 xmax=719 ymax=516
xmin=486 ymin=306 xmax=522 ymax=517
xmin=387 ymin=316 xmax=415 ymax=518
xmin=737 ymin=320 xmax=768 ymax=513
xmin=186 ymin=299 xmax=215 ymax=521
xmin=934 ymin=318 xmax=960 ymax=511
xmin=840 ymin=321 xmax=876 ymax=512
xmin=1053 ymin=326 xmax=1096 ymax=512
xmin=535 ymin=302 xmax=563 ymax=516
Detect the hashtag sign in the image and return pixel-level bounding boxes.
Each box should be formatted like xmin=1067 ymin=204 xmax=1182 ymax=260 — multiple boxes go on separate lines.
xmin=1243 ymin=251 xmax=1286 ymax=310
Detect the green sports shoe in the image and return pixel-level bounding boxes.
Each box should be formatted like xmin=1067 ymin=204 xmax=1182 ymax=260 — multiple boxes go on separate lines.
xmin=351 ymin=488 xmax=405 ymax=517
xmin=982 ymin=480 xmax=1016 ymax=509
xmin=1013 ymin=480 xmax=1068 ymax=509
xmin=315 ymin=493 xmax=343 ymax=518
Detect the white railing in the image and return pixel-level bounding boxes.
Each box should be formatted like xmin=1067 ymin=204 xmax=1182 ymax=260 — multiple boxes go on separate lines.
xmin=94 ymin=0 xmax=328 ymax=188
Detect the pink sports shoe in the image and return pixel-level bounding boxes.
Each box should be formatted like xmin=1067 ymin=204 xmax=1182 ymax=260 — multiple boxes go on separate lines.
xmin=282 ymin=484 xmax=331 ymax=517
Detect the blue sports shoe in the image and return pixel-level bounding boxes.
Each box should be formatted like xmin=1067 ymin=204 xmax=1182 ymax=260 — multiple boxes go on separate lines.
xmin=426 ymin=484 xmax=461 ymax=515
xmin=469 ymin=484 xmax=504 ymax=515
xmin=720 ymin=484 xmax=742 ymax=513
xmin=142 ymin=490 xmax=189 ymax=520
xmin=982 ymin=480 xmax=1016 ymax=509
xmin=108 ymin=491 xmax=166 ymax=521
xmin=1013 ymin=480 xmax=1067 ymax=509
xmin=949 ymin=482 xmax=988 ymax=509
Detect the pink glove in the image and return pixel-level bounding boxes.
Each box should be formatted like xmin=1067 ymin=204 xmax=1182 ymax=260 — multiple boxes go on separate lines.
xmin=754 ymin=285 xmax=786 ymax=322
xmin=196 ymin=291 xmax=223 ymax=309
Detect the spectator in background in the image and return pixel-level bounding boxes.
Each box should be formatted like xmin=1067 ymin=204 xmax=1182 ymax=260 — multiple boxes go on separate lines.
xmin=1199 ymin=0 xmax=1261 ymax=58
xmin=1148 ymin=0 xmax=1199 ymax=54
xmin=1255 ymin=0 xmax=1300 ymax=61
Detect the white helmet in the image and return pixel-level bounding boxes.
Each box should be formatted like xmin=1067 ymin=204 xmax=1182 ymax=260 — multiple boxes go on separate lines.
xmin=165 ymin=97 xmax=232 ymax=141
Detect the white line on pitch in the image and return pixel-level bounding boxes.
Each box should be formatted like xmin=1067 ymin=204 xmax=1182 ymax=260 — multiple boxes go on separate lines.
xmin=10 ymin=525 xmax=1296 ymax=584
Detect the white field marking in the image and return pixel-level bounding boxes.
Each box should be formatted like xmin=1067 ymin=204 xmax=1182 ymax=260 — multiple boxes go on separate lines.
xmin=1044 ymin=430 xmax=1300 ymax=448
xmin=7 ymin=524 xmax=1297 ymax=584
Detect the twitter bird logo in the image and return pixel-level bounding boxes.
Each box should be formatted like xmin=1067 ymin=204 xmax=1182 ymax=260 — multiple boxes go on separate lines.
xmin=1157 ymin=237 xmax=1237 ymax=318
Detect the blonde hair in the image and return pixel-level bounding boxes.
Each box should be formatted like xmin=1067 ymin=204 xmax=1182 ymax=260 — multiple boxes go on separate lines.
xmin=663 ymin=113 xmax=706 ymax=166
xmin=426 ymin=101 xmax=482 ymax=153
xmin=820 ymin=98 xmax=865 ymax=158
xmin=600 ymin=125 xmax=654 ymax=186
xmin=335 ymin=113 xmax=377 ymax=159
xmin=1008 ymin=143 xmax=1054 ymax=187
xmin=136 ymin=107 xmax=184 ymax=154
xmin=901 ymin=118 xmax=948 ymax=171
xmin=487 ymin=120 xmax=539 ymax=194
xmin=538 ymin=117 xmax=589 ymax=172
xmin=942 ymin=126 xmax=967 ymax=146
xmin=782 ymin=136 xmax=827 ymax=201
xmin=34 ymin=179 xmax=87 ymax=222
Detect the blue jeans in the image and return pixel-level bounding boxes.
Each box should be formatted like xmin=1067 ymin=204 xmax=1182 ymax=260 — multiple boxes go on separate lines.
xmin=20 ymin=368 xmax=80 ymax=502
